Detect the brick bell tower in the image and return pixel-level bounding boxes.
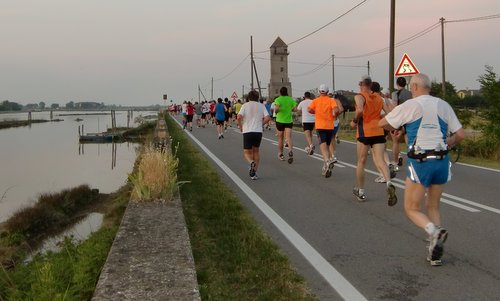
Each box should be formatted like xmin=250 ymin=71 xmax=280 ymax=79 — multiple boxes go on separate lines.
xmin=268 ymin=37 xmax=292 ymax=100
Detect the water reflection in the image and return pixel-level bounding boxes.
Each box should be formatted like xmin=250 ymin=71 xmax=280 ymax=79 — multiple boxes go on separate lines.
xmin=0 ymin=110 xmax=155 ymax=223
xmin=28 ymin=212 xmax=104 ymax=259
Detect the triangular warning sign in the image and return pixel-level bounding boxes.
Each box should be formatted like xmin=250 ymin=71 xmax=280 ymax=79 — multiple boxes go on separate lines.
xmin=231 ymin=91 xmax=238 ymax=99
xmin=395 ymin=53 xmax=419 ymax=76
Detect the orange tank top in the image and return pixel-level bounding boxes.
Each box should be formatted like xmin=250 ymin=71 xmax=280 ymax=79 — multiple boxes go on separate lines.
xmin=356 ymin=92 xmax=384 ymax=138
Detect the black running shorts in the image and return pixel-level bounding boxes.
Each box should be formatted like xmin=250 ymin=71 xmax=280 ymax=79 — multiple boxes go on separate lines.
xmin=302 ymin=122 xmax=315 ymax=131
xmin=357 ymin=135 xmax=386 ymax=147
xmin=243 ymin=132 xmax=263 ymax=149
xmin=276 ymin=122 xmax=293 ymax=131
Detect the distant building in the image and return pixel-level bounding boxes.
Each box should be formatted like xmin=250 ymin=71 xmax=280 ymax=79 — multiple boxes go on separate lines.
xmin=457 ymin=89 xmax=481 ymax=99
xmin=268 ymin=37 xmax=292 ymax=101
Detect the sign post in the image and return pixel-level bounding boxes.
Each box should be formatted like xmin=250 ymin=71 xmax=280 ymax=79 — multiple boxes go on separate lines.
xmin=231 ymin=91 xmax=238 ymax=103
xmin=395 ymin=53 xmax=419 ymax=77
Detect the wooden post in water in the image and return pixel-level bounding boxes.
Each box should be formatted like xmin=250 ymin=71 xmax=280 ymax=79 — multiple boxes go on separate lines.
xmin=28 ymin=111 xmax=32 ymax=122
xmin=50 ymin=110 xmax=53 ymax=121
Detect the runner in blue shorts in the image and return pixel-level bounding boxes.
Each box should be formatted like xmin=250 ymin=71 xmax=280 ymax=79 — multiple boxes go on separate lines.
xmin=379 ymin=73 xmax=465 ymax=266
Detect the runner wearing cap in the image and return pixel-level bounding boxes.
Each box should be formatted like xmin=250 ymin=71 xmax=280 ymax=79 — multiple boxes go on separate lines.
xmin=308 ymin=84 xmax=339 ymax=177
xmin=328 ymin=91 xmax=344 ymax=163
xmin=296 ymin=91 xmax=316 ymax=155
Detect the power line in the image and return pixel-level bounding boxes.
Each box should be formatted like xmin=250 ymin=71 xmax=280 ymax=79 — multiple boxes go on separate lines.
xmin=214 ymin=54 xmax=250 ymax=81
xmin=288 ymin=0 xmax=369 ymax=46
xmin=335 ymin=13 xmax=500 ymax=60
xmin=255 ymin=56 xmax=365 ymax=68
xmin=289 ymin=57 xmax=332 ymax=77
xmin=445 ymin=13 xmax=500 ymax=24
xmin=336 ymin=21 xmax=440 ymax=59
xmin=254 ymin=0 xmax=369 ymax=54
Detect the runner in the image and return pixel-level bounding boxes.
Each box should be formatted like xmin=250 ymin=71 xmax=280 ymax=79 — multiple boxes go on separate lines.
xmin=181 ymin=101 xmax=187 ymax=129
xmin=274 ymin=87 xmax=297 ymax=163
xmin=308 ymin=84 xmax=339 ymax=177
xmin=186 ymin=101 xmax=195 ymax=131
xmin=350 ymin=75 xmax=396 ymax=205
xmin=214 ymin=98 xmax=226 ymax=139
xmin=391 ymin=77 xmax=413 ymax=170
xmin=296 ymin=91 xmax=316 ymax=155
xmin=372 ymin=83 xmax=397 ymax=183
xmin=224 ymin=98 xmax=231 ymax=130
xmin=194 ymin=101 xmax=202 ymax=128
xmin=237 ymin=90 xmax=271 ymax=180
xmin=328 ymin=91 xmax=344 ymax=163
xmin=379 ymin=73 xmax=464 ymax=266
xmin=209 ymin=100 xmax=216 ymax=125
xmin=201 ymin=101 xmax=210 ymax=127
xmin=264 ymin=99 xmax=272 ymax=130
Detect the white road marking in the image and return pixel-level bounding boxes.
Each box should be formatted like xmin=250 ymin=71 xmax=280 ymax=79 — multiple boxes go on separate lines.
xmin=174 ymin=118 xmax=368 ymax=301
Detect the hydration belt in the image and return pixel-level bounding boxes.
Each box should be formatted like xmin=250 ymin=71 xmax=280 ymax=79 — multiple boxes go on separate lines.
xmin=407 ymin=149 xmax=448 ymax=162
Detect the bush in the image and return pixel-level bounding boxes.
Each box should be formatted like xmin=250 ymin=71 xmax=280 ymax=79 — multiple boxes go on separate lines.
xmin=460 ymin=137 xmax=500 ymax=161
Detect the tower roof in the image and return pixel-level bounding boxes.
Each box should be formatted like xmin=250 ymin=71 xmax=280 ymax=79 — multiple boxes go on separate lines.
xmin=270 ymin=36 xmax=287 ymax=48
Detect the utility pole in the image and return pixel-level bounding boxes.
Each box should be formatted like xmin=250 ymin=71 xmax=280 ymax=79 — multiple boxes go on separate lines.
xmin=440 ymin=17 xmax=446 ymax=100
xmin=211 ymin=77 xmax=214 ymax=100
xmin=198 ymin=84 xmax=200 ymax=102
xmin=253 ymin=60 xmax=262 ymax=97
xmin=331 ymin=54 xmax=335 ymax=91
xmin=250 ymin=36 xmax=254 ymax=90
xmin=242 ymin=85 xmax=244 ymax=100
xmin=367 ymin=61 xmax=371 ymax=76
xmin=389 ymin=0 xmax=396 ymax=92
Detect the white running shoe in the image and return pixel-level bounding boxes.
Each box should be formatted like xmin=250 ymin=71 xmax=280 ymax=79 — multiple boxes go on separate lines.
xmin=427 ymin=228 xmax=448 ymax=266
xmin=374 ymin=176 xmax=386 ymax=183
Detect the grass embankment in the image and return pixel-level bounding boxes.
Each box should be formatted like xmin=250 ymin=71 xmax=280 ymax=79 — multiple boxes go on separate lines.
xmin=0 ymin=120 xmax=158 ymax=300
xmin=0 ymin=184 xmax=131 ymax=300
xmin=165 ymin=115 xmax=316 ymax=301
xmin=0 ymin=120 xmax=54 ymax=130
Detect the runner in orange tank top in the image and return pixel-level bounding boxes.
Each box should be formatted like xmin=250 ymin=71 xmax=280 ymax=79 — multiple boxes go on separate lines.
xmin=350 ymin=76 xmax=397 ymax=206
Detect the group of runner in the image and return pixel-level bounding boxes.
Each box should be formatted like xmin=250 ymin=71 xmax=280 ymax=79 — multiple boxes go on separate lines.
xmin=174 ymin=98 xmax=244 ymax=132
xmin=233 ymin=73 xmax=464 ymax=266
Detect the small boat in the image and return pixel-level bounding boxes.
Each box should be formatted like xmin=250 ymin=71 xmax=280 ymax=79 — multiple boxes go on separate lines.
xmin=75 ymin=118 xmax=84 ymax=122
xmin=79 ymin=133 xmax=115 ymax=143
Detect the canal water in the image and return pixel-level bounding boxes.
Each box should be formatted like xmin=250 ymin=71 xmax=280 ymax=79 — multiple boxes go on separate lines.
xmin=0 ymin=110 xmax=155 ymax=223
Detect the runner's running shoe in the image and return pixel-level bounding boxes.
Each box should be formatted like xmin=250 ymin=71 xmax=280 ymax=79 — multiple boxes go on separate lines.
xmin=374 ymin=176 xmax=386 ymax=183
xmin=389 ymin=164 xmax=397 ymax=179
xmin=278 ymin=153 xmax=285 ymax=161
xmin=306 ymin=145 xmax=314 ymax=155
xmin=287 ymin=150 xmax=294 ymax=164
xmin=250 ymin=173 xmax=259 ymax=180
xmin=427 ymin=228 xmax=448 ymax=266
xmin=249 ymin=161 xmax=256 ymax=178
xmin=387 ymin=183 xmax=397 ymax=206
xmin=353 ymin=188 xmax=366 ymax=202
xmin=321 ymin=164 xmax=328 ymax=177
xmin=398 ymin=155 xmax=403 ymax=167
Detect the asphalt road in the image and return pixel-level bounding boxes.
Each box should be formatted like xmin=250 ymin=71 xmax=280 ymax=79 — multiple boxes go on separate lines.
xmin=173 ymin=117 xmax=500 ymax=301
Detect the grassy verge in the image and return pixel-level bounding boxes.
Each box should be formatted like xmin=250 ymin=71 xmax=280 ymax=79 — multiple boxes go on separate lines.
xmin=165 ymin=115 xmax=316 ymax=301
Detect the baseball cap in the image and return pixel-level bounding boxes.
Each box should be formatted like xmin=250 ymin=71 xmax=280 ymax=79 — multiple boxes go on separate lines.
xmin=319 ymin=84 xmax=329 ymax=93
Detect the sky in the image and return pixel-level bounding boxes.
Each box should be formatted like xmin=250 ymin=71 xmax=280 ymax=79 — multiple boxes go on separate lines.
xmin=1 ymin=0 xmax=499 ymax=106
